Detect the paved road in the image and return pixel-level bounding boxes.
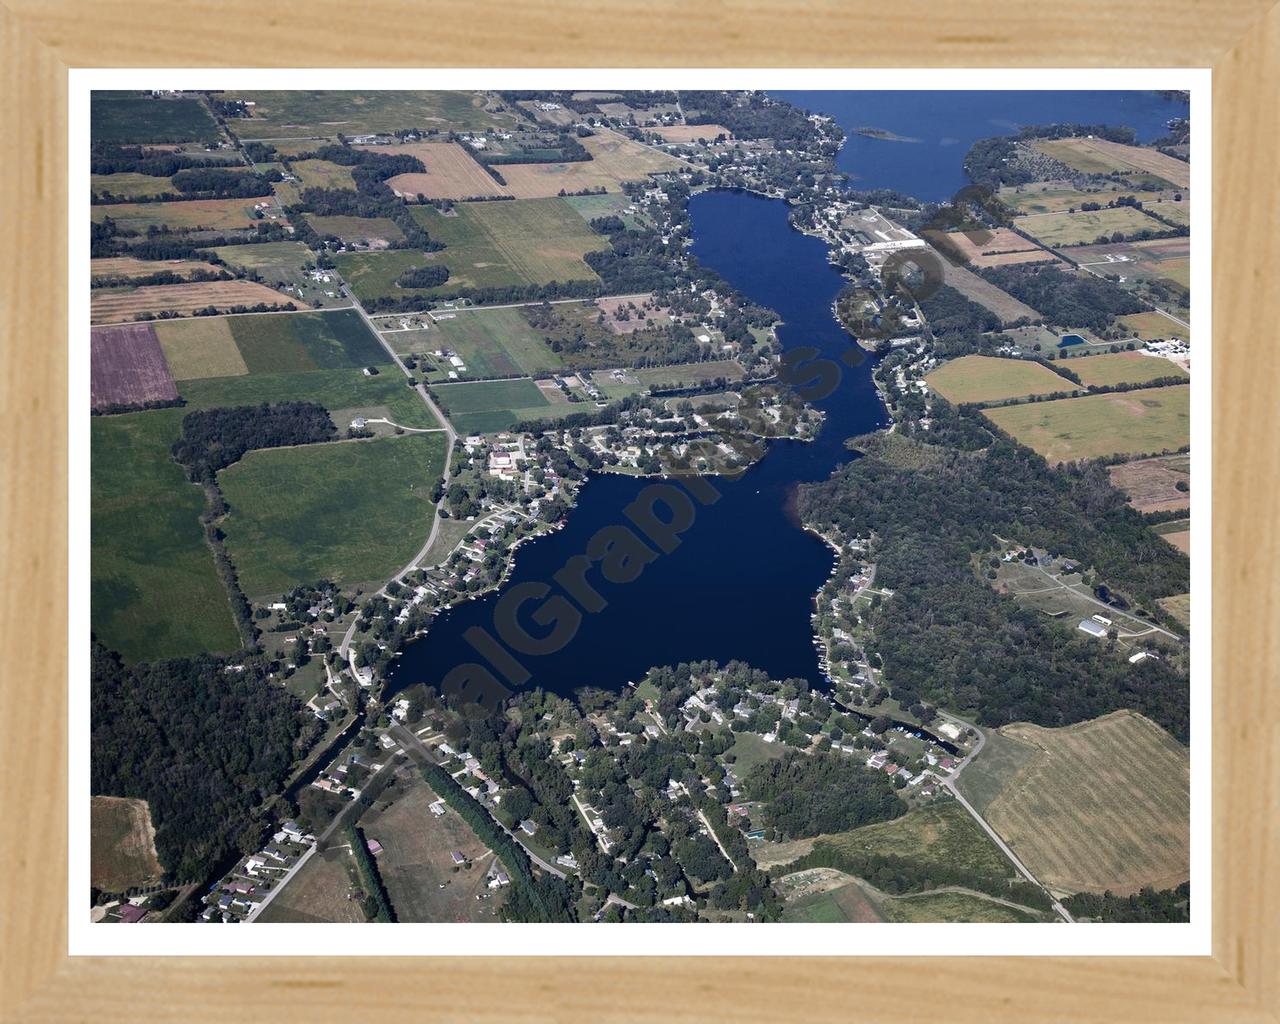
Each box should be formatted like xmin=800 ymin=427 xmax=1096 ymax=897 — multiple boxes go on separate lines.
xmin=1025 ymin=563 xmax=1183 ymax=642
xmin=935 ymin=711 xmax=1074 ymax=923
xmin=337 ymin=283 xmax=457 ymax=657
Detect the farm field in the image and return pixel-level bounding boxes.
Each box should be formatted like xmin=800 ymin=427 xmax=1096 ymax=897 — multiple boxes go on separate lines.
xmin=332 ymin=250 xmax=445 ymax=305
xmin=414 ymin=306 xmax=563 ymax=377
xmin=926 ymin=354 xmax=1071 ymax=405
xmin=1057 ymin=351 xmax=1189 ymax=387
xmin=355 ymin=775 xmax=505 ymax=922
xmin=91 ymin=93 xmax=220 ymax=144
xmin=224 ymin=308 xmax=387 ymax=373
xmin=91 ymin=796 xmax=164 ymax=892
xmin=959 ymin=711 xmax=1189 ymax=896
xmin=289 ymin=158 xmax=357 ymax=191
xmin=652 ymin=123 xmax=733 ymax=143
xmin=153 ymin=317 xmax=248 ymax=380
xmin=178 ymin=364 xmax=438 ymax=430
xmin=431 ymin=377 xmax=559 ymax=434
xmin=90 ymin=198 xmax=263 ymax=232
xmin=411 ymin=198 xmax=605 ymax=292
xmin=1118 ymin=311 xmax=1190 ymax=343
xmin=632 ymin=360 xmax=745 ymax=391
xmin=90 ymin=323 xmax=178 ymax=408
xmin=940 ymin=227 xmax=1056 ymax=268
xmin=91 ymin=280 xmax=294 ymax=324
xmin=218 ymin=432 xmax=447 ymax=599
xmin=938 ymin=259 xmax=1041 ymax=324
xmin=91 ymin=172 xmax=180 ymax=200
xmin=562 ymin=191 xmax=646 ymax=230
xmin=982 ymin=385 xmax=1190 ymax=462
xmin=218 ymin=90 xmax=514 ymax=139
xmin=1014 ymin=207 xmax=1169 ymax=247
xmin=1033 ymin=137 xmax=1191 ymax=188
xmin=370 ymin=141 xmax=512 ymax=200
xmin=307 ymin=214 xmax=405 ymax=246
xmin=1156 ymin=523 xmax=1191 ymax=553
xmin=997 ymin=182 xmax=1173 ymax=215
xmin=497 ymin=133 xmax=686 ymax=198
xmin=91 ymin=256 xmax=224 ymax=281
xmin=91 ymin=407 xmax=240 ymax=662
xmin=255 ymin=847 xmax=366 ymax=923
xmin=1152 ymin=199 xmax=1190 ymax=226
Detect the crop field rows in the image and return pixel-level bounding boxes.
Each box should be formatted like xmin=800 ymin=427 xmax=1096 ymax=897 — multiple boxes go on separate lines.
xmin=369 ymin=141 xmax=513 ymax=200
xmin=91 ymin=197 xmax=267 ymax=233
xmin=91 ymin=280 xmax=295 ymax=325
xmin=966 ymin=711 xmax=1190 ymax=896
xmin=1015 ymin=206 xmax=1172 ymax=247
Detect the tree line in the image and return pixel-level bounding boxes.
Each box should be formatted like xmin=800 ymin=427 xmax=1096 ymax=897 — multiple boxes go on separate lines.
xmin=171 ymin=401 xmax=336 ymax=482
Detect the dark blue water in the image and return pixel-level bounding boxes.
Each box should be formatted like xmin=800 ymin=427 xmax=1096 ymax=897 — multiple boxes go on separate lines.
xmin=776 ymin=90 xmax=1189 ymax=202
xmin=386 ymin=190 xmax=882 ymax=699
xmin=386 ymin=90 xmax=1181 ymax=702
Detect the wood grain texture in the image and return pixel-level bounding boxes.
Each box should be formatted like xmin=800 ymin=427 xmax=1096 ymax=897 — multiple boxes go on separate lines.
xmin=1 ymin=0 xmax=1277 ymax=1020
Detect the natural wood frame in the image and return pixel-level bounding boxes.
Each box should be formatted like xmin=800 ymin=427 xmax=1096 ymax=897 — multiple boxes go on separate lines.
xmin=2 ymin=2 xmax=1277 ymax=1019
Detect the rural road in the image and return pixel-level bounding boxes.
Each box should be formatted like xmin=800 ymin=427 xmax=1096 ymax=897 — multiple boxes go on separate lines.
xmin=337 ymin=282 xmax=458 ymax=658
xmin=937 ymin=712 xmax=1074 ymax=923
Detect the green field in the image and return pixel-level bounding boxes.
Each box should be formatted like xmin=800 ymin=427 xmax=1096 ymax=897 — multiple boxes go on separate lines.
xmin=290 ymin=159 xmax=357 ymax=191
xmin=179 ymin=364 xmax=437 ymax=430
xmin=91 ymin=93 xmax=220 ymax=144
xmin=998 ymin=183 xmax=1171 ymax=216
xmin=1015 ymin=207 xmax=1169 ymax=247
xmin=218 ymin=433 xmax=447 ymax=599
xmin=402 ymin=199 xmax=605 ymax=297
xmin=91 ymin=408 xmax=240 ymax=662
xmin=307 ymin=215 xmax=406 ymax=246
xmin=983 ymin=385 xmax=1190 ymax=462
xmin=90 ymin=198 xmax=262 ymax=232
xmin=224 ymin=309 xmax=386 ymax=373
xmin=91 ymin=173 xmax=179 ymax=200
xmin=1057 ymin=351 xmax=1189 ymax=388
xmin=1117 ymin=311 xmax=1191 ymax=343
xmin=780 ymin=878 xmax=885 ymax=923
xmin=725 ymin=732 xmax=785 ymax=775
xmin=819 ymin=801 xmax=1014 ymax=879
xmin=431 ymin=377 xmax=559 ymax=434
xmin=332 ymin=250 xmax=445 ymax=306
xmin=411 ymin=307 xmax=563 ymax=377
xmin=926 ymin=355 xmax=1073 ymax=405
xmin=562 ymin=192 xmax=645 ymax=229
xmin=219 ymin=90 xmax=514 ymax=139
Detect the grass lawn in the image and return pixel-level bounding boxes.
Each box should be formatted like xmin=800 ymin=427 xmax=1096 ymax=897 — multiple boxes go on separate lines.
xmin=179 ymin=365 xmax=438 ymax=430
xmin=1014 ymin=206 xmax=1169 ymax=247
xmin=209 ymin=241 xmax=341 ymax=307
xmin=91 ymin=407 xmax=240 ymax=662
xmin=218 ymin=433 xmax=447 ymax=599
xmin=1057 ymin=352 xmax=1188 ymax=388
xmin=925 ymin=355 xmax=1072 ymax=405
xmin=421 ymin=307 xmax=563 ymax=378
xmin=725 ymin=732 xmax=785 ymax=775
xmin=91 ymin=93 xmax=220 ymax=144
xmin=982 ymin=385 xmax=1190 ymax=462
xmin=255 ymin=847 xmax=365 ymax=923
xmin=562 ymin=192 xmax=646 ymax=229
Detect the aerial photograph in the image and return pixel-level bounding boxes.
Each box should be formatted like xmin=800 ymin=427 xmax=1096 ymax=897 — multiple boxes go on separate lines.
xmin=88 ymin=86 xmax=1193 ymax=928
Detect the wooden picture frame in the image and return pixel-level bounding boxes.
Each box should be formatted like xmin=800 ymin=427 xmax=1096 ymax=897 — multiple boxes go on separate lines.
xmin=2 ymin=2 xmax=1276 ymax=1019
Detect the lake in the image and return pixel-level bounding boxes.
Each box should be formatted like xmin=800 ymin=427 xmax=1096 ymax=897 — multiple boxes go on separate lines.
xmin=385 ymin=89 xmax=1187 ymax=703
